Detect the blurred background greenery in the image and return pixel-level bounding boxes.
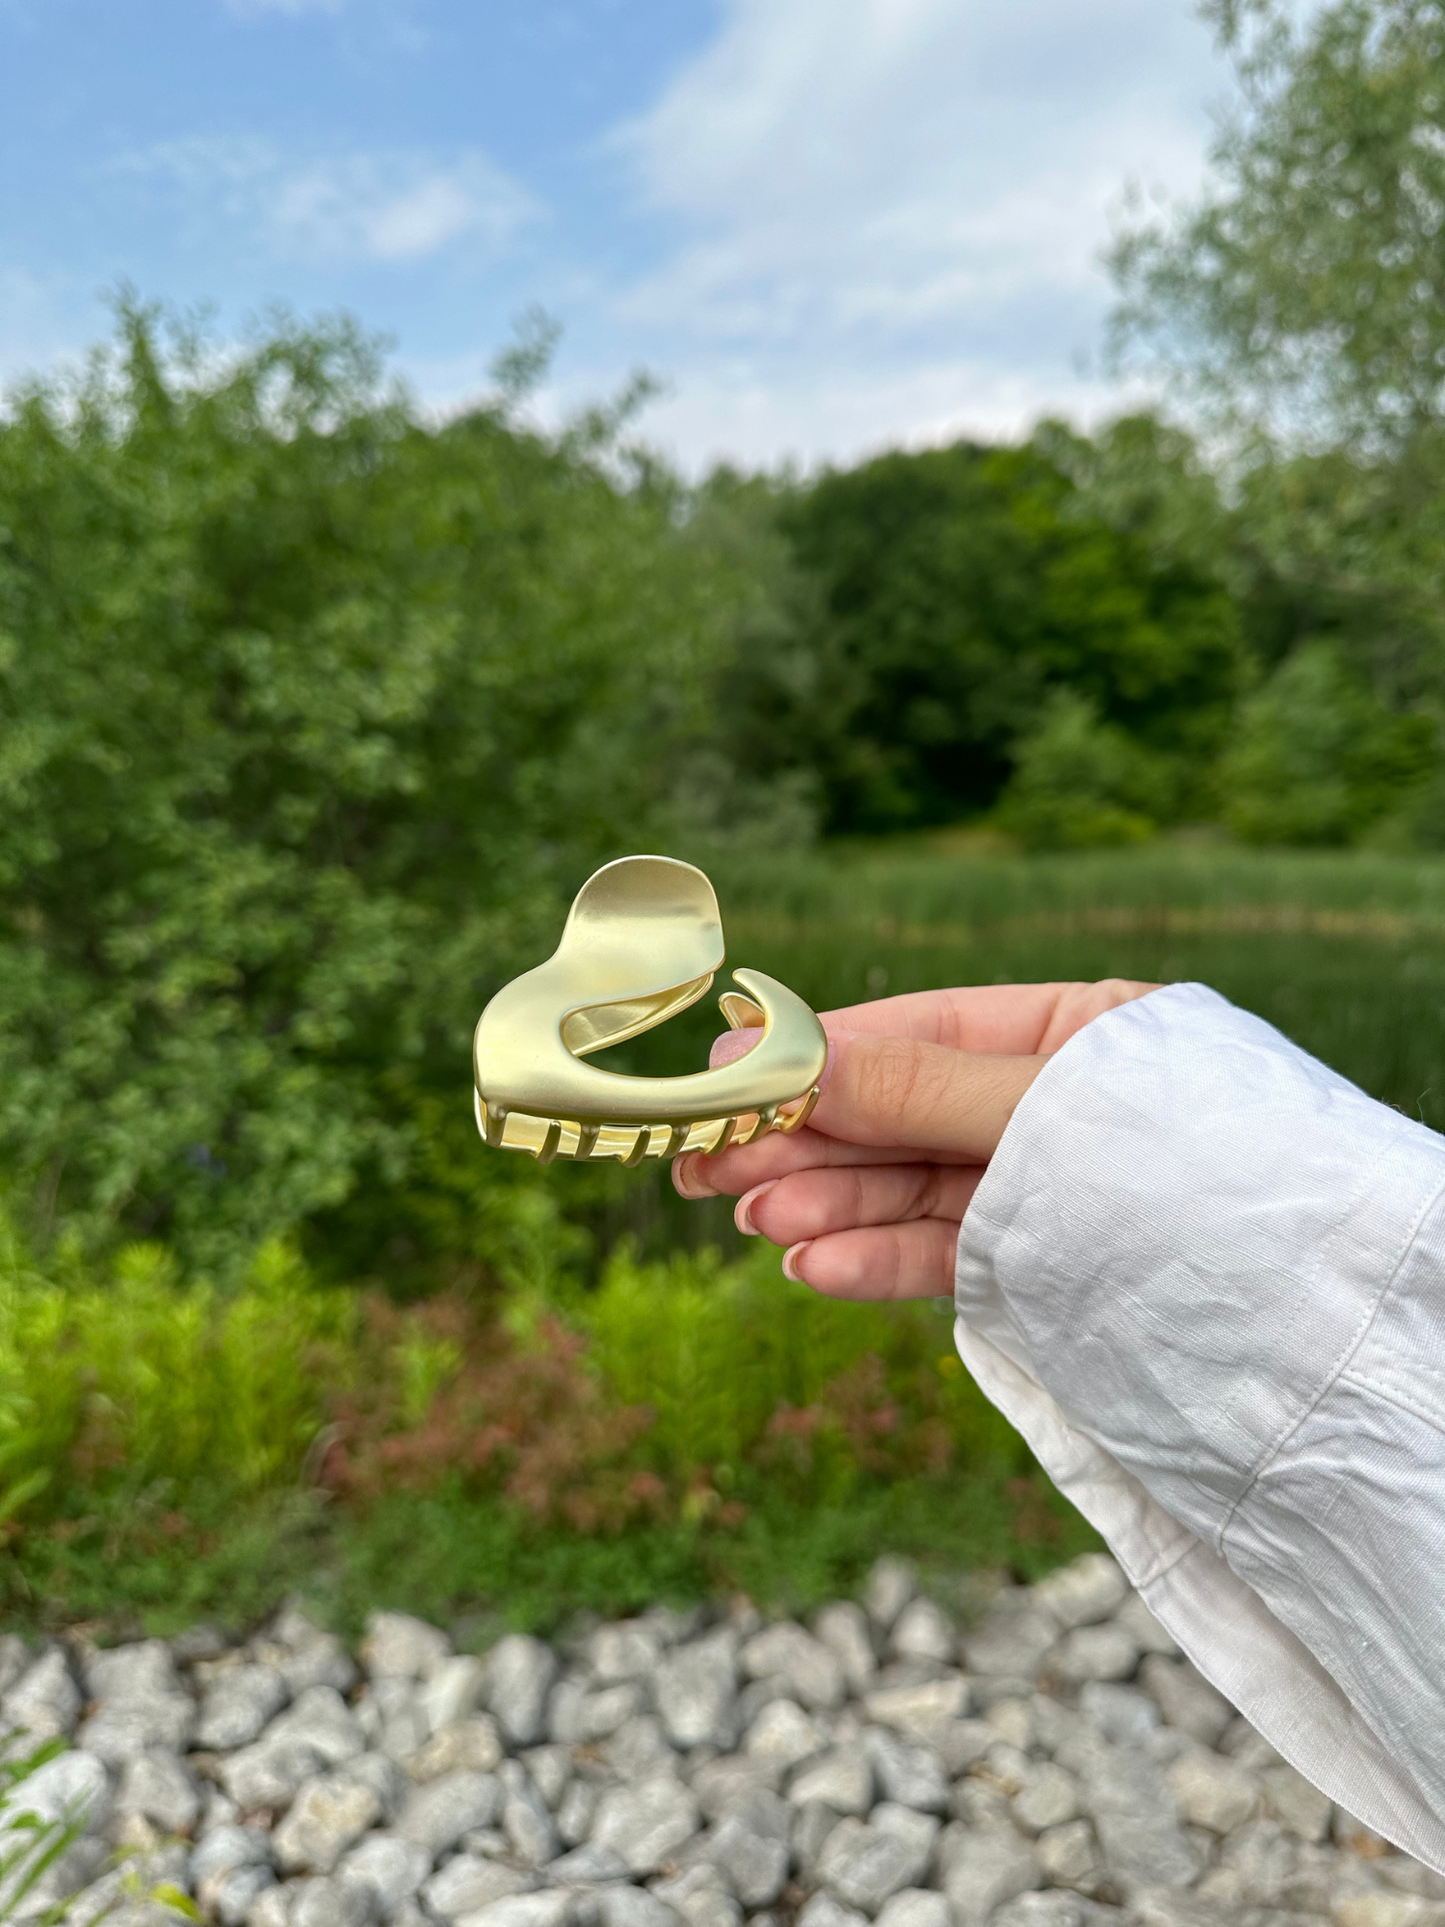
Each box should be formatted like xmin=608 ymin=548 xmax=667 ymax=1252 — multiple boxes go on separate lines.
xmin=6 ymin=0 xmax=1445 ymax=1635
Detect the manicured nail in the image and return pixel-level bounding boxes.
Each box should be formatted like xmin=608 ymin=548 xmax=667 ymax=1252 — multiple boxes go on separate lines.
xmin=674 ymin=1155 xmax=715 ymax=1199
xmin=709 ymin=1027 xmax=761 ymax=1069
xmin=781 ymin=1241 xmax=813 ymax=1282
xmin=735 ymin=1181 xmax=778 ymax=1236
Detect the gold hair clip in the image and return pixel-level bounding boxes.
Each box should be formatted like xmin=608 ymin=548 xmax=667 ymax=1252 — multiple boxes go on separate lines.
xmin=473 ymin=855 xmax=827 ymax=1164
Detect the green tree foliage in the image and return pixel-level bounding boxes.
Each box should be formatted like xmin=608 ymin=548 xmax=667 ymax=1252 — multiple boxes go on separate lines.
xmin=718 ymin=423 xmax=1243 ymax=836
xmin=1220 ymin=641 xmax=1435 ymax=844
xmin=0 ymin=306 xmax=779 ymax=1268
xmin=1113 ymin=0 xmax=1445 ymax=446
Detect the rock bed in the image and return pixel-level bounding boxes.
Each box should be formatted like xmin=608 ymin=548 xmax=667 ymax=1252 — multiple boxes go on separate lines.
xmin=1 ymin=1554 xmax=1439 ymax=1927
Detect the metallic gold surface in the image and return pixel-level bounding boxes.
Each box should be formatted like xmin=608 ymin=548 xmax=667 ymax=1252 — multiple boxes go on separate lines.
xmin=473 ymin=855 xmax=827 ymax=1163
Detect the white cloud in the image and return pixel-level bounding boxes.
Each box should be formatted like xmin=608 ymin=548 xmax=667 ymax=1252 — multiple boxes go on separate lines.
xmin=599 ymin=0 xmax=1232 ymax=465
xmin=118 ymin=138 xmax=538 ymax=267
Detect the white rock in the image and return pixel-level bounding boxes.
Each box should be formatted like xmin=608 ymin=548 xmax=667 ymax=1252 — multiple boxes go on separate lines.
xmin=590 ymin=1775 xmax=700 ymax=1876
xmin=1077 ymin=1683 xmax=1158 ymax=1746
xmin=545 ymin=1843 xmax=628 ymax=1884
xmin=275 ymin=1775 xmax=383 ymax=1875
xmin=85 ymin=1641 xmax=181 ymax=1704
xmin=704 ymin=1813 xmax=790 ymax=1908
xmin=394 ymin=1771 xmax=502 ymax=1856
xmin=405 ymin=1718 xmax=504 ymax=1783
xmin=362 ymin=1616 xmax=451 ymax=1683
xmin=556 ymin=1782 xmax=597 ymax=1850
xmin=1333 ymin=1898 xmax=1444 ymax=1927
xmin=888 ymin=1599 xmax=954 ymax=1666
xmin=862 ymin=1679 xmax=968 ymax=1749
xmin=743 ymin=1700 xmax=825 ymax=1768
xmin=817 ymin=1815 xmax=929 ymax=1914
xmin=4 ymin=1747 xmax=111 ymax=1837
xmin=343 ymin=1753 xmax=408 ymax=1827
xmin=1012 ymin=1764 xmax=1080 ymax=1836
xmin=114 ymin=1749 xmax=201 ymax=1836
xmin=1031 ymin=1556 xmax=1128 ymax=1630
xmin=592 ymin=1889 xmax=680 ymax=1927
xmin=1050 ymin=1625 xmax=1140 ymax=1686
xmin=648 ymin=1868 xmax=739 ymax=1927
xmin=0 ymin=1636 xmax=30 ymax=1698
xmin=1260 ymin=1761 xmax=1332 ymax=1843
xmin=421 ymin=1658 xmax=486 ymax=1734
xmin=453 ymin=1894 xmax=572 ymax=1927
xmin=198 ymin=1668 xmax=290 ymax=1751
xmin=79 ymin=1695 xmax=195 ymax=1764
xmin=862 ymin=1560 xmax=915 ymax=1634
xmin=486 ymin=1640 xmax=560 ymax=1750
xmin=938 ymin=1822 xmax=1041 ymax=1926
xmin=873 ymin=1891 xmax=949 ymax=1927
xmin=550 ymin=1682 xmax=641 ymax=1746
xmin=337 ymin=1833 xmax=432 ymax=1914
xmin=1112 ymin=1594 xmax=1179 ymax=1658
xmin=1166 ymin=1748 xmax=1259 ymax=1834
xmin=740 ymin=1626 xmax=844 ymax=1713
xmin=1036 ymin=1819 xmax=1097 ymax=1890
xmin=291 ymin=1874 xmax=378 ymax=1927
xmin=1138 ymin=1657 xmax=1233 ymax=1747
xmin=501 ymin=1770 xmax=560 ymax=1868
xmin=961 ymin=1597 xmax=1057 ymax=1683
xmin=212 ymin=1865 xmax=279 ymax=1926
xmin=265 ymin=1689 xmax=368 ymax=1769
xmin=691 ymin=1757 xmax=787 ymax=1829
xmin=588 ymin=1623 xmax=664 ymax=1685
xmin=813 ymin=1604 xmax=876 ymax=1694
xmin=862 ymin=1729 xmax=947 ymax=1814
xmin=788 ymin=1745 xmax=873 ymax=1817
xmin=422 ymin=1856 xmax=536 ymax=1921
xmin=655 ymin=1634 xmax=738 ymax=1752
xmin=2 ymin=1651 xmax=82 ymax=1743
xmin=221 ymin=1741 xmax=328 ymax=1812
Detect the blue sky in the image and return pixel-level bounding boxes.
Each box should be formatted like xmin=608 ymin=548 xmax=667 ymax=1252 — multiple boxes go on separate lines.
xmin=0 ymin=0 xmax=1236 ymax=470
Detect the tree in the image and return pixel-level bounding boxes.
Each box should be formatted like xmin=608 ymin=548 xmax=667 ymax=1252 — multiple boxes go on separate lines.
xmin=0 ymin=306 xmax=778 ymax=1270
xmin=720 ymin=428 xmax=1242 ymax=834
xmin=1112 ymin=0 xmax=1445 ymax=449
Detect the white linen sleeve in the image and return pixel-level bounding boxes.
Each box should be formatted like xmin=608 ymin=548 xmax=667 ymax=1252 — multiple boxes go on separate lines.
xmin=954 ymin=980 xmax=1445 ymax=1869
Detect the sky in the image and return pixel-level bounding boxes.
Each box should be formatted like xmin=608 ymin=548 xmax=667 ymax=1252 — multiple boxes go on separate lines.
xmin=0 ymin=0 xmax=1237 ymax=472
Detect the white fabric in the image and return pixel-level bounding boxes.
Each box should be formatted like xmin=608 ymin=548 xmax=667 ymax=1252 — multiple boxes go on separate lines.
xmin=953 ymin=980 xmax=1445 ymax=1869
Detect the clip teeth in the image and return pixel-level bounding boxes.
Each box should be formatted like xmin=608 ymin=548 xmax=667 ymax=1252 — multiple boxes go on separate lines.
xmin=477 ymin=1093 xmax=820 ymax=1163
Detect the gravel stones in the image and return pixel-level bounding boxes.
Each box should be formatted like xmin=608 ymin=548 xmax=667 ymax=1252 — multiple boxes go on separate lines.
xmin=362 ymin=1617 xmax=451 ymax=1684
xmin=274 ymin=1774 xmax=383 ymax=1874
xmin=2 ymin=1649 xmax=81 ymax=1745
xmin=485 ymin=1641 xmax=560 ymax=1751
xmin=9 ymin=1550 xmax=1435 ymax=1927
xmin=197 ymin=1668 xmax=290 ymax=1752
xmin=740 ymin=1626 xmax=844 ymax=1713
xmin=590 ymin=1777 xmax=700 ymax=1876
xmin=654 ymin=1635 xmax=738 ymax=1752
xmin=394 ymin=1771 xmax=502 ymax=1856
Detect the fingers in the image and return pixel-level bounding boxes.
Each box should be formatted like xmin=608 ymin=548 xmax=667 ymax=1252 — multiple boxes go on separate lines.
xmin=735 ymin=1161 xmax=983 ymax=1245
xmin=674 ymin=1123 xmax=977 ymax=1201
xmin=814 ymin=1030 xmax=1043 ymax=1154
xmin=819 ymin=980 xmax=1160 ymax=1055
xmin=782 ymin=1218 xmax=960 ymax=1301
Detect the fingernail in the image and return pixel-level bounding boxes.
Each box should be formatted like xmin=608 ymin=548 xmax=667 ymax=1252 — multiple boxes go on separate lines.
xmin=709 ymin=1027 xmax=761 ymax=1069
xmin=781 ymin=1241 xmax=813 ymax=1282
xmin=674 ymin=1155 xmax=715 ymax=1199
xmin=735 ymin=1180 xmax=778 ymax=1235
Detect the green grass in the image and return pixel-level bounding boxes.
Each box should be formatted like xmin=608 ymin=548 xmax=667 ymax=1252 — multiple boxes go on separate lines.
xmin=14 ymin=840 xmax=1445 ymax=1639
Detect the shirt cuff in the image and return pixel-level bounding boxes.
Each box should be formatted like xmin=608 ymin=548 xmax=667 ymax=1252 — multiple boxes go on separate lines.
xmin=954 ymin=980 xmax=1445 ymax=1870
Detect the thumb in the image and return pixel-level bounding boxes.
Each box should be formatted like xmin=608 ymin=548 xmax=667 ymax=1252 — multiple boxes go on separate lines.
xmin=812 ymin=1027 xmax=1045 ymax=1159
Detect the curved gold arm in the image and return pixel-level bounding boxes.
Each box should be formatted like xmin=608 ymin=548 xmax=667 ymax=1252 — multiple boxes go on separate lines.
xmin=473 ymin=855 xmax=827 ymax=1163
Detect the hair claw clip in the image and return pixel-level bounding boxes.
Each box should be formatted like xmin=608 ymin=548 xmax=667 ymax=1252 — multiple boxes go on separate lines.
xmin=473 ymin=855 xmax=827 ymax=1164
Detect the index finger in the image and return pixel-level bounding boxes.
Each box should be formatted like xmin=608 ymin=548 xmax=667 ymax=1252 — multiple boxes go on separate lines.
xmin=821 ymin=979 xmax=1159 ymax=1054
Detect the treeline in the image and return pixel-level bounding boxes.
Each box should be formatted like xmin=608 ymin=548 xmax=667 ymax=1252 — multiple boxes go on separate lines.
xmin=1 ymin=306 xmax=1439 ymax=1270
xmin=6 ymin=0 xmax=1445 ymax=1269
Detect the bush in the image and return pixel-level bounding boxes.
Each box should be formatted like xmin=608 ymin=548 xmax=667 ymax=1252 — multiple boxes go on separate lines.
xmin=1220 ymin=643 xmax=1435 ymax=846
xmin=993 ymin=691 xmax=1177 ymax=850
xmin=0 ymin=306 xmax=791 ymax=1273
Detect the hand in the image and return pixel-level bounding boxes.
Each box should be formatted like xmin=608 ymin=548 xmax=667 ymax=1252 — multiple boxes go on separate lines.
xmin=673 ymin=980 xmax=1159 ymax=1302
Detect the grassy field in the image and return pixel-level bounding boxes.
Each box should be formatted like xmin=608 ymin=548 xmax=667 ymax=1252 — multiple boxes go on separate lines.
xmin=10 ymin=840 xmax=1445 ymax=1640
